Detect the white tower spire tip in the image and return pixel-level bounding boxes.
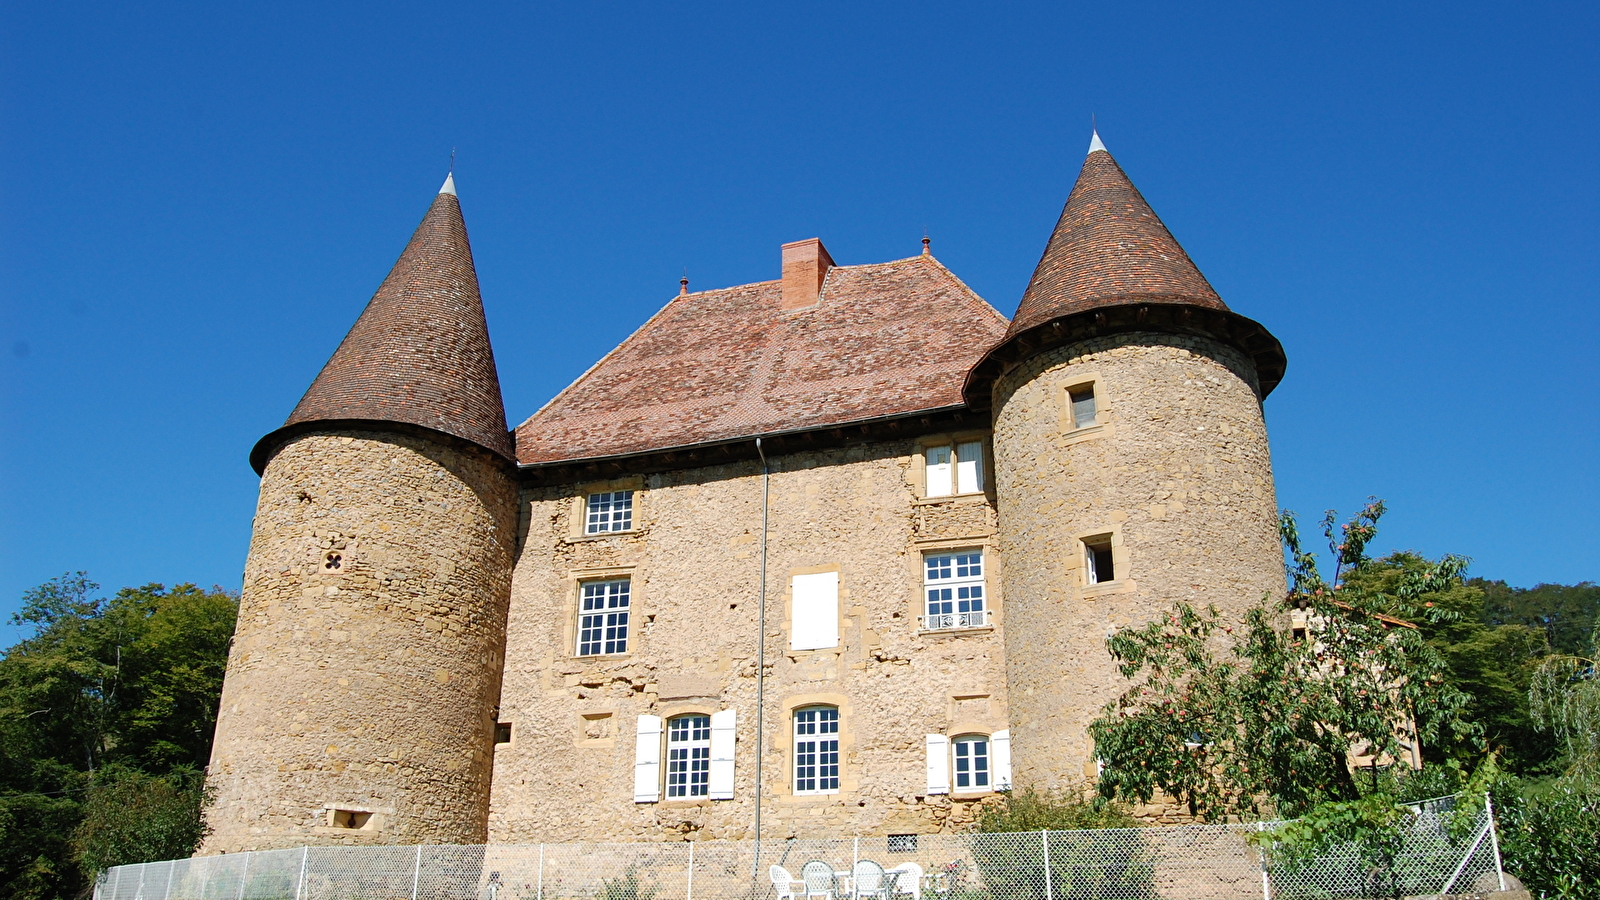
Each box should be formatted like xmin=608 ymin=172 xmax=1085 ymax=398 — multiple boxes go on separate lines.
xmin=439 ymin=173 xmax=457 ymax=196
xmin=1087 ymin=129 xmax=1107 ymax=155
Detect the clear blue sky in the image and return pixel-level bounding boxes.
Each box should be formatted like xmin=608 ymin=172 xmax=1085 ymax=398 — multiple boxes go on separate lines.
xmin=2 ymin=2 xmax=1595 ymax=642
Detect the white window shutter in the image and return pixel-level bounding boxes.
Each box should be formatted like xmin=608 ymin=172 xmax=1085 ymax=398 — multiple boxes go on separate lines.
xmin=709 ymin=709 xmax=736 ymax=800
xmin=956 ymin=441 xmax=983 ymax=494
xmin=992 ymin=729 xmax=1013 ymax=790
xmin=790 ymin=572 xmax=840 ymax=651
xmin=633 ymin=715 xmax=663 ymax=803
xmin=925 ymin=734 xmax=951 ymax=795
xmin=926 ymin=446 xmax=953 ymax=497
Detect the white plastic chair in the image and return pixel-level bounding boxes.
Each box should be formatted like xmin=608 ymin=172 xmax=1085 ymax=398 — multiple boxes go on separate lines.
xmin=851 ymin=860 xmax=891 ymax=900
xmin=887 ymin=862 xmax=923 ymax=900
xmin=772 ymin=866 xmax=804 ymax=900
xmin=801 ymin=860 xmax=837 ymax=900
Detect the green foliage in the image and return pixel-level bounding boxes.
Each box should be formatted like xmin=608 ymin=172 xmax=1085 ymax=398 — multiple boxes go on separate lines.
xmin=594 ymin=865 xmax=658 ymax=900
xmin=0 ymin=573 xmax=237 ymax=900
xmin=1088 ymin=501 xmax=1479 ymax=821
xmin=70 ymin=766 xmax=208 ymax=874
xmin=971 ymin=788 xmax=1152 ymax=900
xmin=1495 ymin=779 xmax=1600 ymax=900
xmin=1528 ymin=624 xmax=1599 ymax=781
xmin=1477 ymin=579 xmax=1600 ymax=658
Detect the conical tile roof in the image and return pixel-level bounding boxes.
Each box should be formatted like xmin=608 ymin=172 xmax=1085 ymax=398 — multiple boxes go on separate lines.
xmin=252 ymin=177 xmax=513 ymax=472
xmin=963 ymin=134 xmax=1285 ymax=406
xmin=1007 ymin=134 xmax=1227 ymax=336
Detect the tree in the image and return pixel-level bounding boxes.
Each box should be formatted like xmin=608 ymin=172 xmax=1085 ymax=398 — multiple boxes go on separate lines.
xmin=0 ymin=574 xmax=236 ymax=900
xmin=1528 ymin=623 xmax=1599 ymax=781
xmin=1477 ymin=579 xmax=1600 ymax=658
xmin=1087 ymin=500 xmax=1479 ymax=821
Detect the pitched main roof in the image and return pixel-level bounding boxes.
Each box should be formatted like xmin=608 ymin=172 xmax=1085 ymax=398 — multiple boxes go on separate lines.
xmin=1007 ymin=133 xmax=1227 ymax=336
xmin=252 ymin=176 xmax=513 ymax=472
xmin=515 ymin=254 xmax=1008 ymax=466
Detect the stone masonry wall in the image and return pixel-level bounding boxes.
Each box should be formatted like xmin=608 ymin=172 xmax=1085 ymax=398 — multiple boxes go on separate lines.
xmin=991 ymin=332 xmax=1284 ymax=793
xmin=489 ymin=437 xmax=1011 ymax=842
xmin=202 ymin=429 xmax=517 ymax=853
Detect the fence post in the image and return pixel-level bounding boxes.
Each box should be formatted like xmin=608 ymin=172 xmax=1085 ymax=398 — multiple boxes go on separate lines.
xmin=295 ymin=846 xmax=308 ymax=900
xmin=236 ymin=852 xmax=250 ymax=900
xmin=1485 ymin=793 xmax=1507 ymax=892
xmin=1040 ymin=830 xmax=1052 ymax=900
xmin=853 ymin=836 xmax=860 ymax=874
xmin=1255 ymin=823 xmax=1271 ymax=900
xmin=686 ymin=841 xmax=695 ymax=900
xmin=537 ymin=843 xmax=545 ymax=900
xmin=411 ymin=845 xmax=423 ymax=900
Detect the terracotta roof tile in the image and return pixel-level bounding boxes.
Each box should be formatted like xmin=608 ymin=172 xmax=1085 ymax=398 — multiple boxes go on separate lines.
xmin=515 ymin=255 xmax=1008 ymax=465
xmin=255 ymin=185 xmax=513 ymax=471
xmin=1008 ymin=145 xmax=1227 ymax=337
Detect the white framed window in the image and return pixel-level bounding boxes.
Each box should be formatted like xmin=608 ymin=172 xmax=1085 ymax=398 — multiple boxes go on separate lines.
xmin=585 ymin=490 xmax=634 ymax=534
xmin=927 ymin=729 xmax=1011 ymax=794
xmin=1068 ymin=383 xmax=1098 ymax=429
xmin=1083 ymin=535 xmax=1115 ymax=585
xmin=793 ymin=706 xmax=840 ymax=794
xmin=925 ymin=441 xmax=984 ymax=497
xmin=952 ymin=735 xmax=991 ymax=791
xmin=577 ymin=579 xmax=630 ymax=656
xmin=921 ymin=550 xmax=988 ymax=630
xmin=666 ymin=715 xmax=712 ymax=798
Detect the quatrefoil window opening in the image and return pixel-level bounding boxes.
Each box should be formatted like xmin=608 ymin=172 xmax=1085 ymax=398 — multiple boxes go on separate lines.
xmin=323 ymin=550 xmax=344 ymax=572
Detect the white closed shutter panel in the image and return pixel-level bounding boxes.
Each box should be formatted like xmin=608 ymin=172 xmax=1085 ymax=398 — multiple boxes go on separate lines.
xmin=926 ymin=446 xmax=953 ymax=497
xmin=925 ymin=734 xmax=951 ymax=795
xmin=956 ymin=441 xmax=983 ymax=494
xmin=709 ymin=709 xmax=736 ymax=800
xmin=790 ymin=572 xmax=840 ymax=651
xmin=991 ymin=729 xmax=1013 ymax=790
xmin=633 ymin=715 xmax=663 ymax=803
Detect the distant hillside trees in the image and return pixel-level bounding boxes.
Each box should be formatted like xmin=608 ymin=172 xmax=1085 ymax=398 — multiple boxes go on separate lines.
xmin=0 ymin=573 xmax=236 ymax=900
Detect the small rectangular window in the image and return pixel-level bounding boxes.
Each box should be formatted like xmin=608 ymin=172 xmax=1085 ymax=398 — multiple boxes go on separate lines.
xmin=577 ymin=579 xmax=631 ymax=655
xmin=585 ymin=490 xmax=635 ymax=534
xmin=1084 ymin=536 xmax=1115 ymax=584
xmin=330 ymin=809 xmax=372 ymax=829
xmin=926 ymin=442 xmax=984 ymax=497
xmin=1070 ymin=385 xmax=1097 ymax=429
xmin=887 ymin=834 xmax=918 ymax=853
xmin=494 ymin=722 xmax=513 ymax=744
xmin=666 ymin=715 xmax=712 ymax=798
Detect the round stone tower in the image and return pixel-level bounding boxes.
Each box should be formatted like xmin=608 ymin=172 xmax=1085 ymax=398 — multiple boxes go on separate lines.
xmin=967 ymin=134 xmax=1288 ymax=791
xmin=202 ymin=175 xmax=519 ymax=852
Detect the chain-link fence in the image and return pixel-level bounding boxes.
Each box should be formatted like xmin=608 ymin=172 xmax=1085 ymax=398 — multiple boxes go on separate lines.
xmin=94 ymin=796 xmax=1504 ymax=900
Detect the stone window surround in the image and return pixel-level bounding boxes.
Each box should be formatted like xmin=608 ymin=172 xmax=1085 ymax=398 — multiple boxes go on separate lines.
xmin=576 ymin=708 xmax=617 ymax=749
xmin=950 ymin=733 xmax=993 ymax=794
xmin=315 ymin=803 xmax=390 ymax=835
xmin=564 ymin=565 xmax=640 ymax=660
xmin=910 ymin=431 xmax=994 ymax=501
xmin=565 ymin=476 xmax=646 ymax=542
xmin=1071 ymin=528 xmax=1135 ymax=598
xmin=919 ymin=546 xmax=990 ymax=633
xmin=774 ymin=692 xmax=857 ymax=803
xmin=654 ymin=702 xmax=720 ymax=807
xmin=909 ymin=537 xmax=1002 ymax=635
xmin=783 ymin=563 xmax=845 ymax=655
xmin=1056 ymin=371 xmax=1114 ymax=445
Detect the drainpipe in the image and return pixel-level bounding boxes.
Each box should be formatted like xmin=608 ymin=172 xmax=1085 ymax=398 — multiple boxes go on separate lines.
xmin=752 ymin=437 xmax=771 ymax=873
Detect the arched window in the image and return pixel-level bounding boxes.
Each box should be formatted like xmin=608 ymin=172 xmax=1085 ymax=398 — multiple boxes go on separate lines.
xmin=793 ymin=706 xmax=840 ymax=794
xmin=952 ymin=734 xmax=990 ymax=791
xmin=666 ymin=714 xmax=712 ymax=798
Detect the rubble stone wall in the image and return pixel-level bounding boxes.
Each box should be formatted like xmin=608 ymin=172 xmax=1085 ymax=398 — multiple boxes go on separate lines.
xmin=489 ymin=436 xmax=1012 ymax=842
xmin=990 ymin=332 xmax=1284 ymax=793
xmin=202 ymin=429 xmax=517 ymax=853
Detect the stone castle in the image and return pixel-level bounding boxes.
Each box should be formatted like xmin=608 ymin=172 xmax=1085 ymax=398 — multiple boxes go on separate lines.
xmin=201 ymin=133 xmax=1287 ymax=853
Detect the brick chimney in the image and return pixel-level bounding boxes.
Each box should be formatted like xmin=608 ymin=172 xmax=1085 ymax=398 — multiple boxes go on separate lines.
xmin=781 ymin=238 xmax=834 ymax=311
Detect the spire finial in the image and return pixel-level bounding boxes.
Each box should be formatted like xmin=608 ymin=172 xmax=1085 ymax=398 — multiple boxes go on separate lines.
xmin=439 ymin=150 xmax=458 ymax=195
xmin=921 ymin=234 xmax=931 ymax=256
xmin=1087 ymin=118 xmax=1107 ymax=156
xmin=680 ymin=269 xmax=689 ymax=296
